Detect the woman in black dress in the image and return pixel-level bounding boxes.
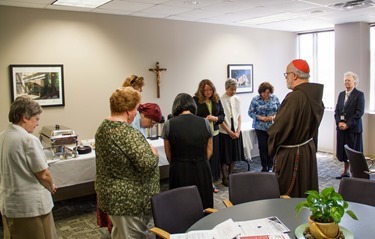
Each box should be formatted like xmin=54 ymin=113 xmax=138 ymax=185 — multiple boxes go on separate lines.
xmin=162 ymin=93 xmax=214 ymax=208
xmin=219 ymin=79 xmax=245 ymax=186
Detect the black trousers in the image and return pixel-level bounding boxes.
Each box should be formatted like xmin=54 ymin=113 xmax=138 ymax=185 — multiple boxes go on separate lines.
xmin=255 ymin=129 xmax=273 ymax=170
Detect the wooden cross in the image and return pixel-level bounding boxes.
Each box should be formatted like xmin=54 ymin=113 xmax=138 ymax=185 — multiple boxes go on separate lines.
xmin=149 ymin=62 xmax=167 ymax=98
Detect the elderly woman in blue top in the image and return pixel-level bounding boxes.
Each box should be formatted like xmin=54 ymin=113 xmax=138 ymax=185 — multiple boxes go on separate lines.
xmin=248 ymin=82 xmax=280 ymax=172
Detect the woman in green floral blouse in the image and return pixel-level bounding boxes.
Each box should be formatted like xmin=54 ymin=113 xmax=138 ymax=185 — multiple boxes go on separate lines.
xmin=95 ymin=87 xmax=160 ymax=239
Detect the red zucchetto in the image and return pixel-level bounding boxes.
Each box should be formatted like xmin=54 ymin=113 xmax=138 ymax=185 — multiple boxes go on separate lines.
xmin=292 ymin=59 xmax=310 ymax=74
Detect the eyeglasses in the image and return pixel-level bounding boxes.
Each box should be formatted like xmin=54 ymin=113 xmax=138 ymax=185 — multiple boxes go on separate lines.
xmin=283 ymin=72 xmax=294 ymax=78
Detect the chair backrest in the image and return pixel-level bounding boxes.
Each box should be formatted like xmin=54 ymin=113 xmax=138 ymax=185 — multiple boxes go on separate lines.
xmin=228 ymin=172 xmax=280 ymax=205
xmin=344 ymin=144 xmax=369 ymax=179
xmin=151 ymin=185 xmax=205 ymax=234
xmin=338 ymin=177 xmax=375 ymax=207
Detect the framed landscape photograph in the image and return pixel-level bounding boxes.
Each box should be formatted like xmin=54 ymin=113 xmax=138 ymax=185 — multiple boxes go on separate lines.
xmin=9 ymin=64 xmax=65 ymax=107
xmin=227 ymin=64 xmax=253 ymax=93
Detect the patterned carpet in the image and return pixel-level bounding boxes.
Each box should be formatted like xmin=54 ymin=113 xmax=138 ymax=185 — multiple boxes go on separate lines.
xmin=0 ymin=152 xmax=343 ymax=239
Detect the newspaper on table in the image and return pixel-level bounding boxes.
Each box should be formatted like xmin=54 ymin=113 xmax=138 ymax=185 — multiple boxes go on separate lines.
xmin=170 ymin=218 xmax=241 ymax=239
xmin=238 ymin=235 xmax=290 ymax=239
xmin=236 ymin=216 xmax=290 ymax=239
xmin=170 ymin=216 xmax=290 ymax=239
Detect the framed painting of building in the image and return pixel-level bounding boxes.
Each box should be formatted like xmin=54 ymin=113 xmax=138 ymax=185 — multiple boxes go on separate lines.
xmin=227 ymin=64 xmax=253 ymax=93
xmin=9 ymin=64 xmax=65 ymax=107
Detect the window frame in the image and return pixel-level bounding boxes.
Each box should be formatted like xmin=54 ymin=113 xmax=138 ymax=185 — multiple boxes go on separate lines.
xmin=297 ymin=30 xmax=335 ymax=109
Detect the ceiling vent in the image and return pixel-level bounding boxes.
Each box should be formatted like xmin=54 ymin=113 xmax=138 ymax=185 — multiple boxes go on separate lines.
xmin=332 ymin=0 xmax=375 ymax=9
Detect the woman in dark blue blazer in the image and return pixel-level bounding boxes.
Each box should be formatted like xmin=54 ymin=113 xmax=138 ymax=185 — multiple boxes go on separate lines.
xmin=334 ymin=71 xmax=365 ymax=179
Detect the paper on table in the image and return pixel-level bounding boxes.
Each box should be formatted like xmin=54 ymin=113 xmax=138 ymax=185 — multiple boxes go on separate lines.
xmin=239 ymin=234 xmax=290 ymax=239
xmin=170 ymin=218 xmax=241 ymax=239
xmin=170 ymin=230 xmax=219 ymax=239
xmin=236 ymin=216 xmax=290 ymax=235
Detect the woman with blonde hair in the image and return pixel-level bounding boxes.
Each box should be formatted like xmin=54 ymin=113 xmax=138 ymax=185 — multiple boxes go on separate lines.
xmin=95 ymin=87 xmax=159 ymax=239
xmin=194 ymin=79 xmax=225 ymax=193
xmin=122 ymin=74 xmax=145 ymax=92
xmin=98 ymin=75 xmax=146 ymax=232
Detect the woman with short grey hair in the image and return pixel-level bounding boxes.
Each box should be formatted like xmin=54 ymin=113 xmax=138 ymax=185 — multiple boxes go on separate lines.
xmin=334 ymin=71 xmax=365 ymax=179
xmin=219 ymin=79 xmax=245 ymax=186
xmin=0 ymin=95 xmax=58 ymax=239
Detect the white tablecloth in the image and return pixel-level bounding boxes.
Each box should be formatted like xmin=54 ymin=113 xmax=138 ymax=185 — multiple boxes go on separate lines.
xmin=241 ymin=121 xmax=258 ymax=160
xmin=47 ymin=138 xmax=168 ymax=188
xmin=47 ymin=151 xmax=96 ymax=188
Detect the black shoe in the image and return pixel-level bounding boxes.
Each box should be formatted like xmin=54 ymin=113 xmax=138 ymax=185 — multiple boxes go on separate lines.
xmin=222 ymin=177 xmax=228 ymax=186
xmin=261 ymin=167 xmax=268 ymax=172
xmin=335 ymin=173 xmax=350 ymax=179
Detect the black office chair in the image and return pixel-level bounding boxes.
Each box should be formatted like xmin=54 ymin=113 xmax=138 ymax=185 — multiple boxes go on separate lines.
xmin=338 ymin=177 xmax=375 ymax=207
xmin=223 ymin=172 xmax=289 ymax=208
xmin=344 ymin=144 xmax=375 ymax=179
xmin=150 ymin=185 xmax=217 ymax=239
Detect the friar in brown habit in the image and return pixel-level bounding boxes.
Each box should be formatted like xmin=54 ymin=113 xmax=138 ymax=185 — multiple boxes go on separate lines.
xmin=268 ymin=59 xmax=325 ymax=197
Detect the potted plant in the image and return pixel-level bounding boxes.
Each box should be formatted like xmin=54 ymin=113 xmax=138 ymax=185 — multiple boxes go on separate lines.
xmin=296 ymin=187 xmax=358 ymax=239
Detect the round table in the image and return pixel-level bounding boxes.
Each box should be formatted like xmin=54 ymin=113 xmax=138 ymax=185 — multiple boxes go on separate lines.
xmin=188 ymin=198 xmax=374 ymax=238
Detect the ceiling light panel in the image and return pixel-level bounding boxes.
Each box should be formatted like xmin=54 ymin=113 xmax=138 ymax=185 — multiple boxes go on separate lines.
xmin=52 ymin=0 xmax=112 ymax=8
xmin=162 ymin=0 xmax=220 ymax=9
xmin=97 ymin=0 xmax=153 ymax=11
xmin=177 ymin=8 xmax=222 ymax=18
xmin=239 ymin=12 xmax=300 ymax=25
xmin=299 ymin=0 xmax=343 ymax=5
xmin=140 ymin=4 xmax=191 ymax=15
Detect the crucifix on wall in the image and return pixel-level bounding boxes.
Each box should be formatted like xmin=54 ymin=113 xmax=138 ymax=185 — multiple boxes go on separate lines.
xmin=149 ymin=62 xmax=167 ymax=98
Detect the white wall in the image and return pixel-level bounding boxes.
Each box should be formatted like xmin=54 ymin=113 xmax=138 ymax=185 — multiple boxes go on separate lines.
xmin=0 ymin=6 xmax=295 ymax=141
xmin=1 ymin=6 xmax=372 ymax=157
xmin=334 ymin=22 xmax=372 ymax=157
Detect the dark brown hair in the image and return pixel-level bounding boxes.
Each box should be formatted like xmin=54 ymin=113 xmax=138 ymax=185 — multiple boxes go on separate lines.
xmin=258 ymin=82 xmax=274 ymax=95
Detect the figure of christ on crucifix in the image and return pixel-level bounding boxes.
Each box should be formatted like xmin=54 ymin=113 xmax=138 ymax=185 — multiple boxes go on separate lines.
xmin=149 ymin=62 xmax=167 ymax=98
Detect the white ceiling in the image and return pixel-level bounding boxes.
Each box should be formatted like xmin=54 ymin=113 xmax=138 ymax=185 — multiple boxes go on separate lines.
xmin=1 ymin=0 xmax=375 ymax=32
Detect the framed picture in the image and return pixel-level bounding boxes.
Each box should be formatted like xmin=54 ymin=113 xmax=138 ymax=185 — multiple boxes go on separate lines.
xmin=9 ymin=64 xmax=65 ymax=107
xmin=227 ymin=64 xmax=253 ymax=93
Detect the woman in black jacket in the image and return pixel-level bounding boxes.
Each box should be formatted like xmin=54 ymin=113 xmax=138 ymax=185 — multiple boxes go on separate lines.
xmin=334 ymin=71 xmax=365 ymax=179
xmin=194 ymin=79 xmax=225 ymax=192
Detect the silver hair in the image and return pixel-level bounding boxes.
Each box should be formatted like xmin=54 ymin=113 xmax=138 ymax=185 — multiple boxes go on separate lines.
xmin=225 ymin=78 xmax=237 ymax=89
xmin=295 ymin=69 xmax=310 ymax=80
xmin=344 ymin=71 xmax=359 ymax=87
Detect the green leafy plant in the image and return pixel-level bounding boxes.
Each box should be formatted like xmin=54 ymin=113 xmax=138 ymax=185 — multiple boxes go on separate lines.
xmin=296 ymin=187 xmax=358 ymax=224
